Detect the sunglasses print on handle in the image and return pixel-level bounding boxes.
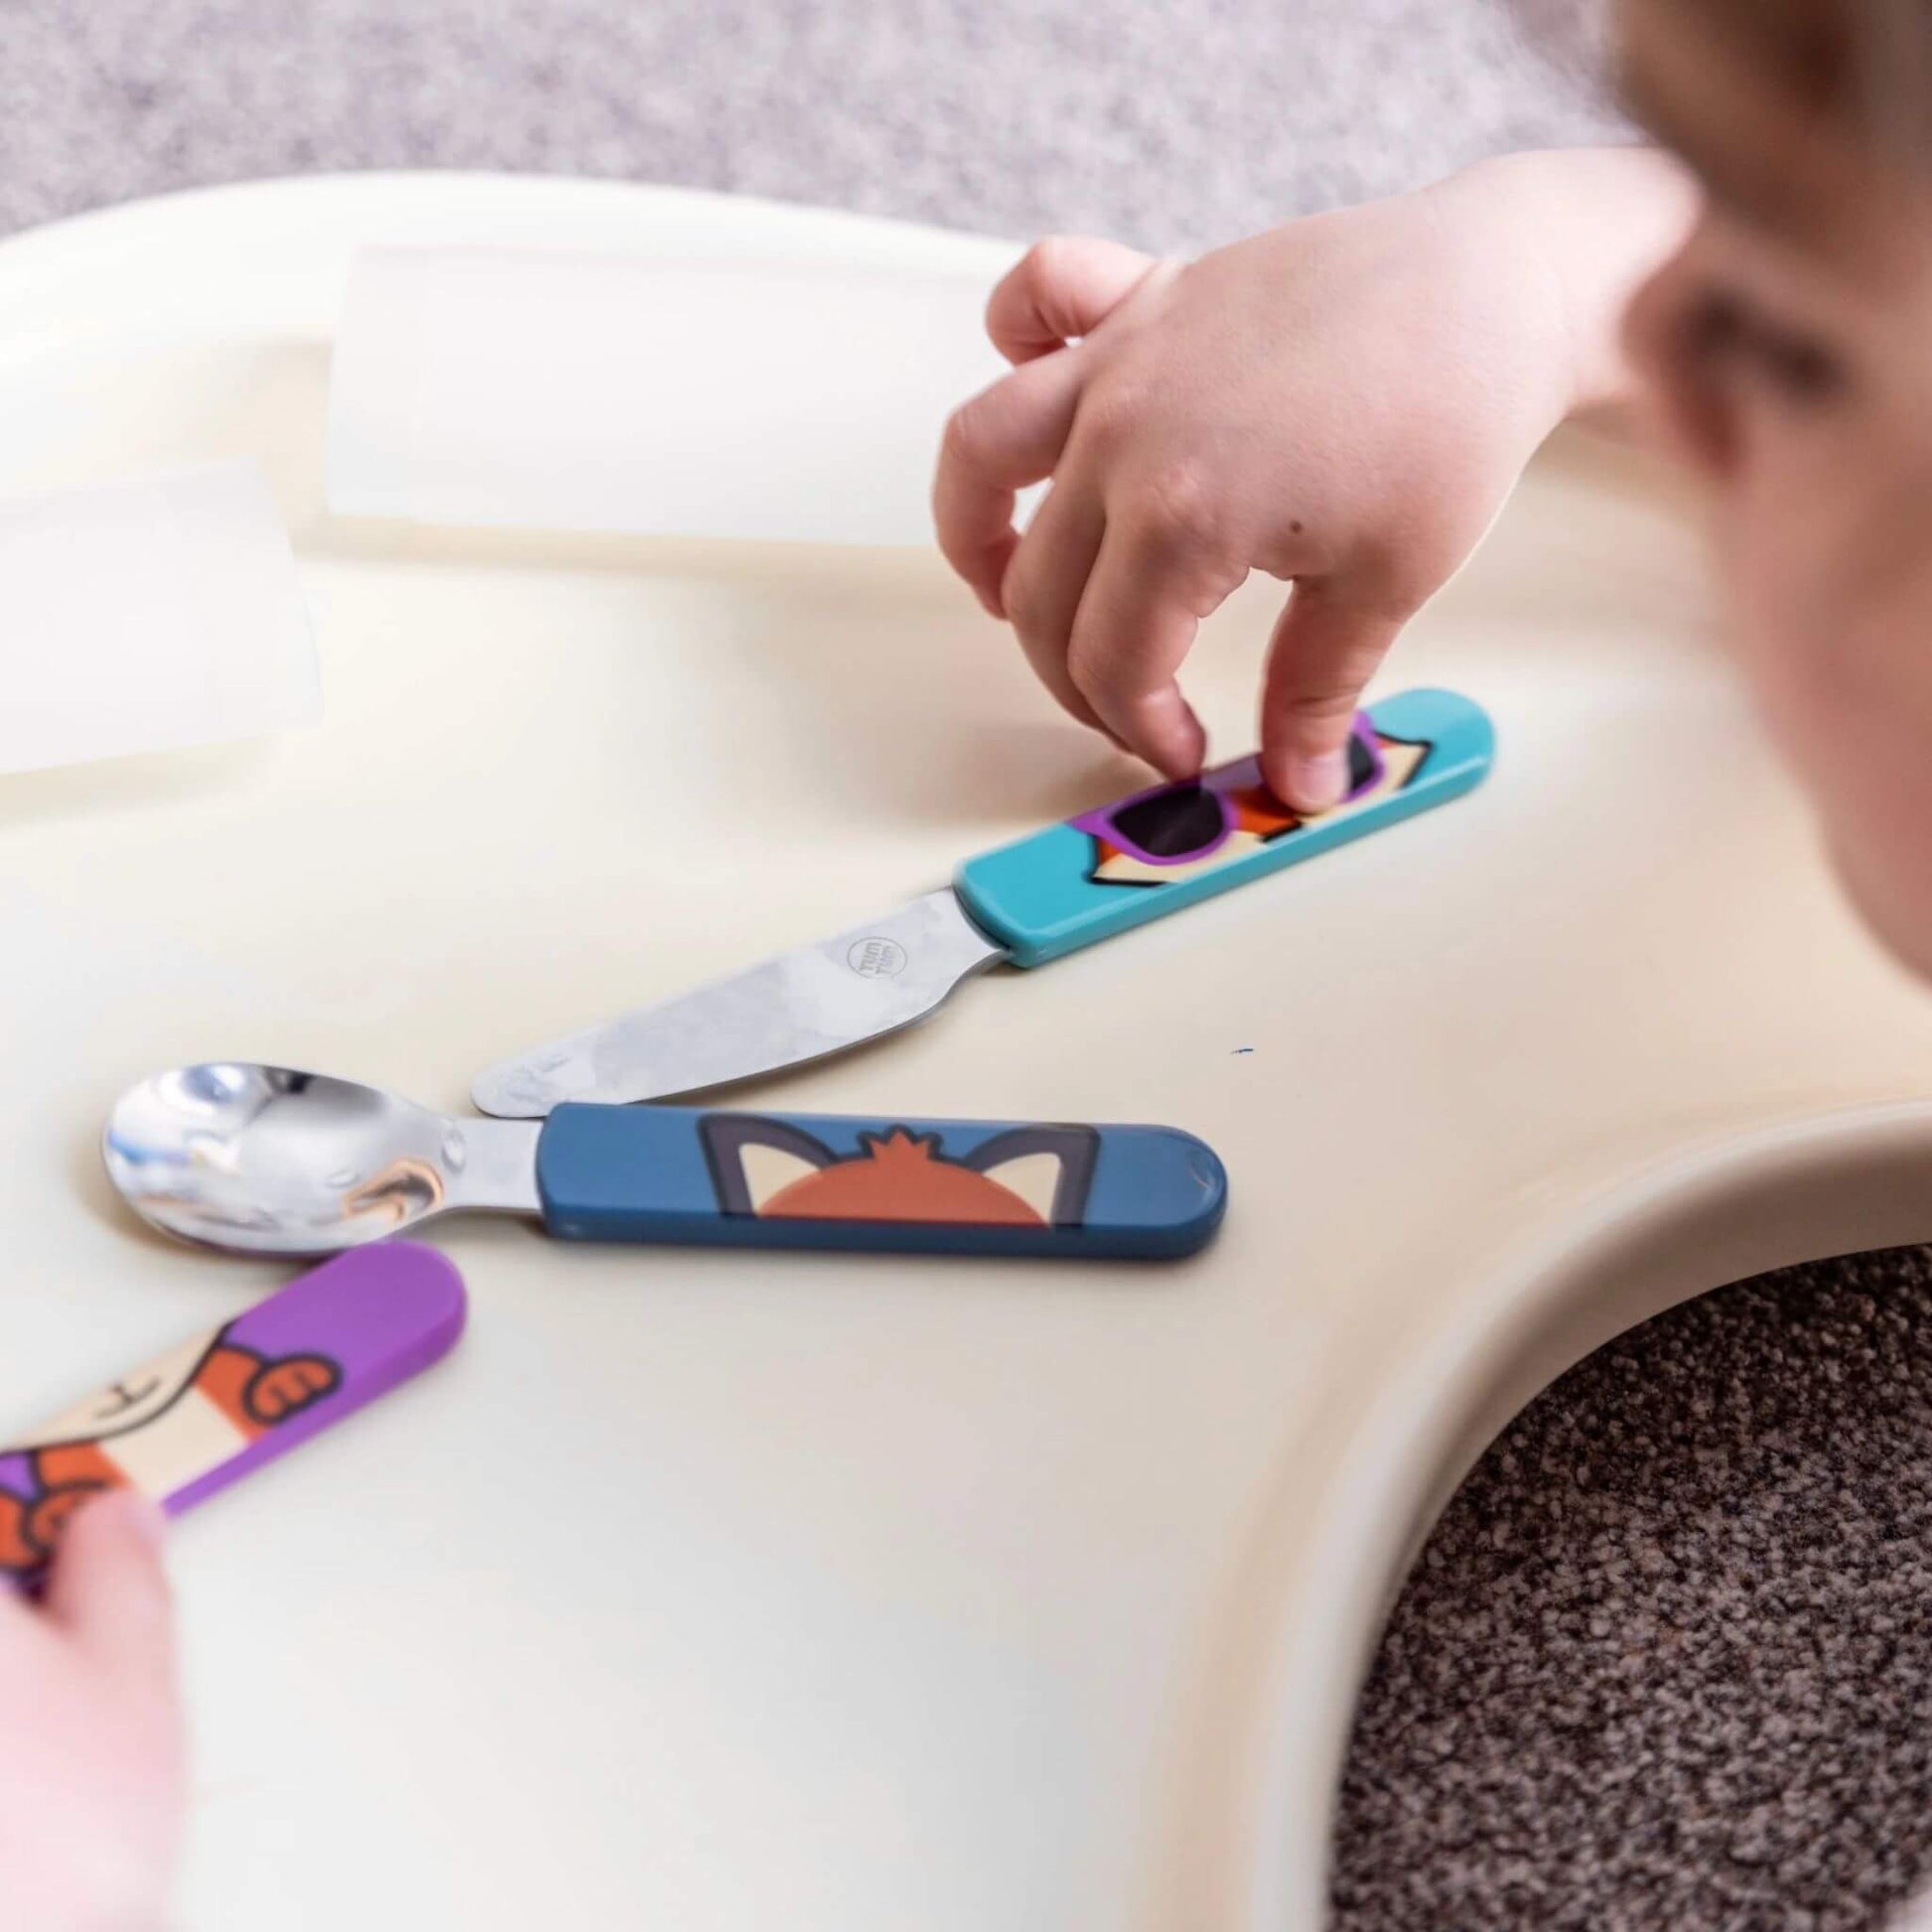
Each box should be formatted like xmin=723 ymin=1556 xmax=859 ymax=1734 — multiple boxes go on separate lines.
xmin=1073 ymin=716 xmax=1385 ymax=870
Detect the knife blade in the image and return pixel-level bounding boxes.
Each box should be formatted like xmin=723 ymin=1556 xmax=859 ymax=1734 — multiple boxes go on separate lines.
xmin=472 ymin=686 xmax=1495 ymax=1117
xmin=472 ymin=889 xmax=1006 ymax=1117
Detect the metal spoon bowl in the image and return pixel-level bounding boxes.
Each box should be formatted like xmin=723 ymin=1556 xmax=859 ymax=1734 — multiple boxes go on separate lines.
xmin=104 ymin=1063 xmax=535 ymax=1256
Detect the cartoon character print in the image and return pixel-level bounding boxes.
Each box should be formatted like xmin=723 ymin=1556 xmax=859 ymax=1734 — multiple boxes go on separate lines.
xmin=1078 ymin=729 xmax=1433 ymax=889
xmin=0 ymin=1323 xmax=342 ymax=1581
xmin=701 ymin=1118 xmax=1099 ymax=1227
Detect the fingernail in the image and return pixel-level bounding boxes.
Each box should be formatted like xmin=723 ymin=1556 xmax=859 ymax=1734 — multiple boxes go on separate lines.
xmin=1286 ymin=749 xmax=1347 ymax=811
xmin=1147 ymin=701 xmax=1206 ymax=781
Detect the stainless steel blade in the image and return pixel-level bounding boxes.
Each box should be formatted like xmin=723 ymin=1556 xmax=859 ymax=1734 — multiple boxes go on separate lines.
xmin=470 ymin=889 xmax=1010 ymax=1116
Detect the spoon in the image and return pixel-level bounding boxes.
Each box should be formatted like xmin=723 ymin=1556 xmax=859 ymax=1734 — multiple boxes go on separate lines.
xmin=103 ymin=1063 xmax=1227 ymax=1261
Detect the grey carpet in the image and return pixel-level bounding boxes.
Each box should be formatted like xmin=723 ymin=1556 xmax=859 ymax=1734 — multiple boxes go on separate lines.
xmin=5 ymin=4 xmax=1931 ymax=1926
xmin=0 ymin=0 xmax=1624 ymax=248
xmin=1334 ymin=1248 xmax=1932 ymax=1931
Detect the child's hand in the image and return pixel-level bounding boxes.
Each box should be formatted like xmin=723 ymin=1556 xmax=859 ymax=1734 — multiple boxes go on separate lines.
xmin=3 ymin=1490 xmax=183 ymax=1932
xmin=935 ymin=150 xmax=1696 ymax=807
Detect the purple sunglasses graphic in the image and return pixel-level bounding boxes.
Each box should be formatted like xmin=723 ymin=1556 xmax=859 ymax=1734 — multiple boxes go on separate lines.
xmin=1072 ymin=714 xmax=1386 ymax=869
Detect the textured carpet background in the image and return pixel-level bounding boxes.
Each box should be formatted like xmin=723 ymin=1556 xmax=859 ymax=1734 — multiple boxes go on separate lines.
xmin=0 ymin=0 xmax=1626 ymax=248
xmin=6 ymin=4 xmax=1932 ymax=1926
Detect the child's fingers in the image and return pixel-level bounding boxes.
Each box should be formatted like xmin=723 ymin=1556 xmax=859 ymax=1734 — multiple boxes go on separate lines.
xmin=985 ymin=237 xmax=1161 ymax=364
xmin=998 ymin=469 xmax=1111 ymax=734
xmin=934 ymin=348 xmax=1087 ymax=617
xmin=44 ymin=1489 xmax=177 ymax=1702
xmin=1063 ymin=517 xmax=1231 ymax=778
xmin=1258 ymin=582 xmax=1412 ymax=810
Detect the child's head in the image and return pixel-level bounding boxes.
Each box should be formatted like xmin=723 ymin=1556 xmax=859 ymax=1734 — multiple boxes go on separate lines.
xmin=1613 ymin=0 xmax=1932 ymax=974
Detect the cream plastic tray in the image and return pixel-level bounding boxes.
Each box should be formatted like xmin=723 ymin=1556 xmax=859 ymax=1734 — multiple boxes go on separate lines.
xmin=3 ymin=175 xmax=1931 ymax=1932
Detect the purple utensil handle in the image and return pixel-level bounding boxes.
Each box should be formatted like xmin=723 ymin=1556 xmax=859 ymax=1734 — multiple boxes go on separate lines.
xmin=0 ymin=1243 xmax=465 ymax=1588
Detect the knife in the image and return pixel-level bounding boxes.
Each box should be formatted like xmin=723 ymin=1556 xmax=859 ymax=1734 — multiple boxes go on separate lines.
xmin=472 ymin=687 xmax=1495 ymax=1117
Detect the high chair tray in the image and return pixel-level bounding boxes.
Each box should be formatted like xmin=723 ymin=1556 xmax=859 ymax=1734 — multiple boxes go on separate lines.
xmin=3 ymin=173 xmax=1931 ymax=1932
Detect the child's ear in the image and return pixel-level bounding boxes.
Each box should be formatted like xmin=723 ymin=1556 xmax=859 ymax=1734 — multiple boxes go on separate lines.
xmin=700 ymin=1117 xmax=837 ymax=1215
xmin=964 ymin=1125 xmax=1101 ymax=1226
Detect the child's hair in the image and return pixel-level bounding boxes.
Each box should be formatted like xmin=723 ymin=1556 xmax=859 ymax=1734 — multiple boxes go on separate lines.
xmin=1673 ymin=0 xmax=1930 ymax=162
xmin=1520 ymin=0 xmax=1931 ymax=242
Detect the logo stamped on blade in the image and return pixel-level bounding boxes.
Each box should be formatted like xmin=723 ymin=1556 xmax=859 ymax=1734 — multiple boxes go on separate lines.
xmin=847 ymin=937 xmax=908 ymax=979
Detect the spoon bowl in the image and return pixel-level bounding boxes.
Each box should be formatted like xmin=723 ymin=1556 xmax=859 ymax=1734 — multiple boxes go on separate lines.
xmin=104 ymin=1064 xmax=480 ymax=1255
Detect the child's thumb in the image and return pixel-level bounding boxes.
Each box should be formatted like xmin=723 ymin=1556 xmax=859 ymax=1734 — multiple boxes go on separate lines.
xmin=45 ymin=1488 xmax=177 ymax=1696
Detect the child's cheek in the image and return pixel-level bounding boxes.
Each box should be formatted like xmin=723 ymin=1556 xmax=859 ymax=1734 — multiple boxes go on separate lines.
xmin=1700 ymin=486 xmax=1932 ymax=983
xmin=1824 ymin=801 xmax=1932 ymax=983
xmin=1742 ymin=585 xmax=1932 ymax=981
xmin=1832 ymin=626 xmax=1932 ymax=982
xmin=1709 ymin=505 xmax=1847 ymax=750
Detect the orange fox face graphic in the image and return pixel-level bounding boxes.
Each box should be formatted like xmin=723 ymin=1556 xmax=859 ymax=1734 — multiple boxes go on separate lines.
xmin=0 ymin=1330 xmax=341 ymax=1581
xmin=701 ymin=1119 xmax=1100 ymax=1227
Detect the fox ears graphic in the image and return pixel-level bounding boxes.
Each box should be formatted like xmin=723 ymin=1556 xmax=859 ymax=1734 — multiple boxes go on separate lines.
xmin=701 ymin=1119 xmax=1100 ymax=1227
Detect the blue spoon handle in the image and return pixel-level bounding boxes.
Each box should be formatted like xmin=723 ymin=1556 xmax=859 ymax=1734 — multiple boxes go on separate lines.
xmin=535 ymin=1104 xmax=1227 ymax=1260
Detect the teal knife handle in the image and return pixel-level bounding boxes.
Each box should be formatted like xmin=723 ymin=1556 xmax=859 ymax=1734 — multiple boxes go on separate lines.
xmin=953 ymin=687 xmax=1495 ymax=967
xmin=535 ymin=1104 xmax=1226 ymax=1260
